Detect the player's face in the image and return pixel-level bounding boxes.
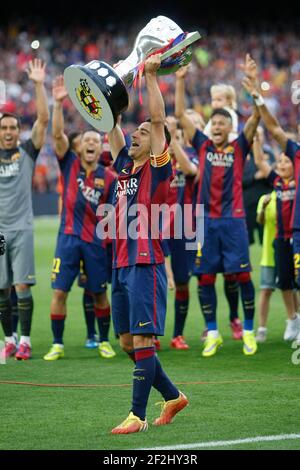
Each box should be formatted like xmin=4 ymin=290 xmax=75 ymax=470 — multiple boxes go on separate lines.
xmin=211 ymin=115 xmax=232 ymax=146
xmin=81 ymin=131 xmax=102 ymax=164
xmin=277 ymin=153 xmax=294 ymax=180
xmin=128 ymin=122 xmax=151 ymax=160
xmin=211 ymin=92 xmax=228 ymax=110
xmin=0 ymin=117 xmax=20 ymax=150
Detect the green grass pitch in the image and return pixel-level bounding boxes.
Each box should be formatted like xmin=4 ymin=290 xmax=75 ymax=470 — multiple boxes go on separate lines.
xmin=1 ymin=217 xmax=300 ymax=450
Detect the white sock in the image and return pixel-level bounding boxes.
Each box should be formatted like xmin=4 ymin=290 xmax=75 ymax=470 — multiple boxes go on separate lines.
xmin=19 ymin=336 xmax=31 ymax=346
xmin=243 ymin=330 xmax=254 ymax=334
xmin=207 ymin=330 xmax=219 ymax=338
xmin=5 ymin=336 xmax=16 ymax=345
xmin=258 ymin=327 xmax=267 ymax=332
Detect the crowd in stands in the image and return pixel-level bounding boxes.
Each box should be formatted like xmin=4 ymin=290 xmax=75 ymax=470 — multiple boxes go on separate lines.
xmin=1 ymin=22 xmax=300 ymax=193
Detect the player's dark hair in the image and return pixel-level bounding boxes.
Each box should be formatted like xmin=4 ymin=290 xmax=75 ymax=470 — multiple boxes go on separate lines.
xmin=0 ymin=113 xmax=21 ymax=129
xmin=145 ymin=118 xmax=171 ymax=146
xmin=211 ymin=108 xmax=232 ymax=121
xmin=68 ymin=131 xmax=82 ymax=151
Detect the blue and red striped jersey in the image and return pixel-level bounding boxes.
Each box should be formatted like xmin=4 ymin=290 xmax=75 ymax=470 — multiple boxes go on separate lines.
xmin=112 ymin=146 xmax=173 ymax=268
xmin=285 ymin=139 xmax=300 ymax=230
xmin=59 ymin=150 xmax=116 ymax=246
xmin=267 ymin=170 xmax=295 ymax=239
xmin=192 ymin=130 xmax=251 ymax=218
xmin=164 ymin=146 xmax=198 ymax=238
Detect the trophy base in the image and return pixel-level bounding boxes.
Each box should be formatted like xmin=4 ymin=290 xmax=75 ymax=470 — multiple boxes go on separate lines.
xmin=64 ymin=61 xmax=129 ymax=133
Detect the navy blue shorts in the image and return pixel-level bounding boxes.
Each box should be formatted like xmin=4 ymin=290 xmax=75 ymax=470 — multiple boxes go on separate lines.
xmin=193 ymin=218 xmax=251 ymax=275
xmin=111 ymin=263 xmax=167 ymax=336
xmin=274 ymin=238 xmax=296 ymax=290
xmin=51 ymin=233 xmax=107 ymax=293
xmin=77 ymin=242 xmax=112 ymax=288
xmin=293 ymin=230 xmax=300 ymax=287
xmin=164 ymin=238 xmax=196 ymax=284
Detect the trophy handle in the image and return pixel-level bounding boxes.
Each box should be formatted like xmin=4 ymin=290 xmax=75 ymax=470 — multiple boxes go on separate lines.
xmin=159 ymin=31 xmax=201 ymax=61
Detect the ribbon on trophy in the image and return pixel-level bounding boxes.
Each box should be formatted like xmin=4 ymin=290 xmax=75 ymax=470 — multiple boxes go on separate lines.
xmin=133 ymin=32 xmax=193 ymax=104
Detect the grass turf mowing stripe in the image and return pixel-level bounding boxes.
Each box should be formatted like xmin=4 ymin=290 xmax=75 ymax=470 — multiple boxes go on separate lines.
xmin=139 ymin=433 xmax=300 ymax=450
xmin=1 ymin=376 xmax=300 ymax=388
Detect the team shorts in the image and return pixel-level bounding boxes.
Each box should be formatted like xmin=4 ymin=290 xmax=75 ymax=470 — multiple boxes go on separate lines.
xmin=0 ymin=229 xmax=35 ymax=288
xmin=52 ymin=233 xmax=107 ymax=293
xmin=193 ymin=218 xmax=251 ymax=275
xmin=274 ymin=238 xmax=297 ymax=290
xmin=111 ymin=263 xmax=167 ymax=336
xmin=164 ymin=237 xmax=196 ymax=284
xmin=292 ymin=229 xmax=300 ymax=287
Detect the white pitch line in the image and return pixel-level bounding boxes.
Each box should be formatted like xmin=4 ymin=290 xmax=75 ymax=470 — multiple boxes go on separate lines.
xmin=138 ymin=433 xmax=300 ymax=450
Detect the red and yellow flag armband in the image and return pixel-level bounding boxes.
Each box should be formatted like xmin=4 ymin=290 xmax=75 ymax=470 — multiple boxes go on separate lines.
xmin=150 ymin=149 xmax=170 ymax=168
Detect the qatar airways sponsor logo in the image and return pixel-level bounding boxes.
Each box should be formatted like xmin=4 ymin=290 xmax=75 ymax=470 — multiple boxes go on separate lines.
xmin=77 ymin=178 xmax=102 ymax=205
xmin=95 ymin=201 xmax=205 ymax=251
xmin=276 ymin=188 xmax=296 ymax=201
xmin=206 ymin=151 xmax=234 ymax=167
xmin=0 ymin=162 xmax=20 ymax=177
xmin=115 ymin=178 xmax=138 ymax=198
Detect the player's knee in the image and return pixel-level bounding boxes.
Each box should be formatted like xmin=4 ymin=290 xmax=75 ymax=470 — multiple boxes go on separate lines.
xmin=236 ymin=272 xmax=251 ymax=283
xmin=133 ymin=334 xmax=153 ymax=350
xmin=175 ymin=284 xmax=189 ymax=301
xmin=223 ymin=274 xmax=237 ymax=282
xmin=119 ymin=333 xmax=133 ymax=354
xmin=0 ymin=289 xmax=10 ymax=301
xmin=94 ymin=291 xmax=109 ymax=309
xmin=53 ymin=289 xmax=68 ymax=304
xmin=15 ymin=287 xmax=32 ymax=299
xmin=198 ymin=274 xmax=216 ymax=286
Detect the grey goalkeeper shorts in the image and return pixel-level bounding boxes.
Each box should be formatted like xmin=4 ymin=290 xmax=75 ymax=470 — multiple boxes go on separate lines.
xmin=0 ymin=230 xmax=36 ymax=289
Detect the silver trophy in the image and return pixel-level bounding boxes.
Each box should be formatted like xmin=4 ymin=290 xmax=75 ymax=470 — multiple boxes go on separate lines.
xmin=64 ymin=16 xmax=201 ymax=132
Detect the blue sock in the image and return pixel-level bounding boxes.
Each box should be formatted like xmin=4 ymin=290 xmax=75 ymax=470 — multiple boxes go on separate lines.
xmin=240 ymin=279 xmax=255 ymax=331
xmin=50 ymin=315 xmax=65 ymax=344
xmin=197 ymin=278 xmax=217 ymax=330
xmin=152 ymin=355 xmax=179 ymax=402
xmin=173 ymin=287 xmax=189 ymax=337
xmin=83 ymin=291 xmax=96 ymax=339
xmin=132 ymin=347 xmax=156 ymax=420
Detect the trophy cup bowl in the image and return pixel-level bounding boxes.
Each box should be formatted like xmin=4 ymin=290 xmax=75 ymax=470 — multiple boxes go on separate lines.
xmin=64 ymin=16 xmax=201 ymax=132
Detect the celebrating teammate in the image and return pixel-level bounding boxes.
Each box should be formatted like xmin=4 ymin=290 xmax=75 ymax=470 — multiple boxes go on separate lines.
xmin=43 ymin=76 xmax=116 ymax=361
xmin=175 ymin=55 xmax=260 ymax=357
xmin=0 ymin=59 xmax=49 ymax=360
xmin=243 ymin=54 xmax=300 ymax=340
xmin=108 ymin=55 xmax=188 ymax=434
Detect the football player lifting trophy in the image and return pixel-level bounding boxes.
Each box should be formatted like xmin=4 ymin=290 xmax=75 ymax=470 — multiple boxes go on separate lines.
xmin=64 ymin=16 xmax=201 ymax=132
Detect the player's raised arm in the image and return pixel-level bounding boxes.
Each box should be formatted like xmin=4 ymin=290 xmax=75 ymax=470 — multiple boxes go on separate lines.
xmin=166 ymin=116 xmax=197 ymax=176
xmin=107 ymin=115 xmax=126 ymax=161
xmin=252 ymin=133 xmax=272 ymax=178
xmin=144 ymin=54 xmax=166 ymax=156
xmin=27 ymin=59 xmax=50 ymax=150
xmin=242 ymin=54 xmax=288 ymax=150
xmin=240 ymin=54 xmax=260 ymax=144
xmin=52 ymin=75 xmax=69 ymax=159
xmin=174 ymin=65 xmax=196 ymax=143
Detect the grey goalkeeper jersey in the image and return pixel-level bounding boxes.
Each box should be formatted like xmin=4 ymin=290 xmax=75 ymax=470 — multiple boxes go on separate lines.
xmin=0 ymin=139 xmax=39 ymax=231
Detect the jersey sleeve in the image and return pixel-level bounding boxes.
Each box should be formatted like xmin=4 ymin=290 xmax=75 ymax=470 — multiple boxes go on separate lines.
xmin=58 ymin=150 xmax=77 ymax=173
xmin=266 ymin=169 xmax=279 ymax=187
xmin=150 ymin=148 xmax=173 ymax=203
xmin=286 ymin=139 xmax=300 ymax=162
xmin=113 ymin=146 xmax=132 ymax=174
xmin=21 ymin=139 xmax=40 ymax=161
xmin=236 ymin=132 xmax=251 ymax=163
xmin=191 ymin=129 xmax=210 ymax=154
